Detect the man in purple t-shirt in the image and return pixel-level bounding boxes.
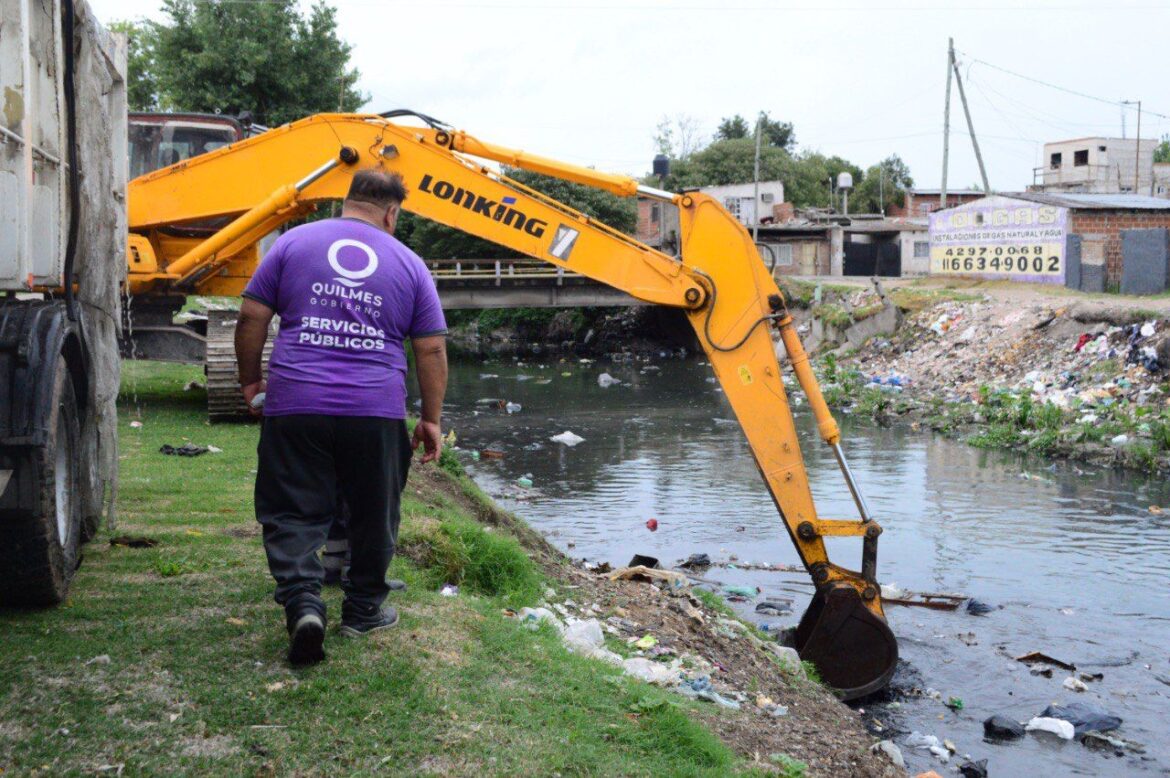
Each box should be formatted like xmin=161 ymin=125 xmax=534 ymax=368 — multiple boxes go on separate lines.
xmin=235 ymin=170 xmax=448 ymax=666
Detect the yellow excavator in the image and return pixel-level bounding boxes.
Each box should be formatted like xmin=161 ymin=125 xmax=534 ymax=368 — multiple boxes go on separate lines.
xmin=123 ymin=110 xmax=898 ymax=699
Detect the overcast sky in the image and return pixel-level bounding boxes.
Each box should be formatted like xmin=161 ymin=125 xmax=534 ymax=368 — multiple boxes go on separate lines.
xmin=90 ymin=0 xmax=1170 ymax=196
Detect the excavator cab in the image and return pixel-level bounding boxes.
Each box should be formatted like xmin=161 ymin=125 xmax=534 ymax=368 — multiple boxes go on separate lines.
xmin=129 ymin=113 xmax=245 ymax=179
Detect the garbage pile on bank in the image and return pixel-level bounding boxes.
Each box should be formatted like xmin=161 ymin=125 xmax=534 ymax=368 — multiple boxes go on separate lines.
xmin=851 ymin=299 xmax=1168 ymax=405
xmin=833 ymin=296 xmax=1170 ymax=469
xmin=505 ymin=564 xmax=802 ymax=721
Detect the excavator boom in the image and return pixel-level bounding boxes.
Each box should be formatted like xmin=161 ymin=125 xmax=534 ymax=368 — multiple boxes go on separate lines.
xmin=126 ymin=112 xmax=897 ymax=698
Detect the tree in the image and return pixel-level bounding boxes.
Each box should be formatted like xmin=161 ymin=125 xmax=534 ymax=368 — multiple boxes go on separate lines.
xmin=715 ymin=112 xmax=795 ymax=150
xmin=849 ymin=155 xmax=914 ymax=214
xmin=1155 ymin=135 xmax=1170 ymax=164
xmin=399 ymin=168 xmax=637 ymax=260
xmin=715 ymin=114 xmax=751 ymax=141
xmin=653 ymin=114 xmax=705 ymax=160
xmin=757 ymin=112 xmax=795 ymax=152
xmin=142 ymin=0 xmax=365 ymax=125
xmin=109 ymin=20 xmax=158 ymax=111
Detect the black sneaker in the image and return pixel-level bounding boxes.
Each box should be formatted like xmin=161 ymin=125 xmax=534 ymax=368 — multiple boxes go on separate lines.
xmin=339 ymin=606 xmax=399 ymax=637
xmin=287 ymin=611 xmax=326 ymax=666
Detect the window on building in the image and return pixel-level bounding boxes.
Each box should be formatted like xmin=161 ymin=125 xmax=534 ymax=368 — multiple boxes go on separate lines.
xmin=1050 ymin=152 xmax=1062 ymax=169
xmin=913 ymin=241 xmax=929 ymax=258
xmin=1098 ymin=145 xmax=1107 ymax=152
xmin=774 ymin=243 xmax=793 ymax=266
xmin=650 ymin=204 xmax=660 ymax=222
xmin=723 ymin=197 xmax=741 ymax=221
xmin=1074 ymin=149 xmax=1089 ymax=166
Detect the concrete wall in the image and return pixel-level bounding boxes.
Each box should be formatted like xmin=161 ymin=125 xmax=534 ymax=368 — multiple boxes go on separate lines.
xmin=1041 ymin=137 xmax=1157 ymax=193
xmin=901 ymin=231 xmax=931 ymax=275
xmin=700 ymin=181 xmax=785 ymax=226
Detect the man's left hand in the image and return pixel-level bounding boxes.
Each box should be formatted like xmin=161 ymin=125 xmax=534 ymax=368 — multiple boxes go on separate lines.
xmin=412 ymin=420 xmax=442 ymax=464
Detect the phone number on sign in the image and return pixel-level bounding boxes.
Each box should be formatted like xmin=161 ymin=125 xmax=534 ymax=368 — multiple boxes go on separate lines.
xmin=933 ymin=245 xmax=1061 ymax=274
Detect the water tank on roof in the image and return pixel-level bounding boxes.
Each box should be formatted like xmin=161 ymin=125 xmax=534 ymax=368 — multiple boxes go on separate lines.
xmin=837 ymin=172 xmax=854 ymax=191
xmin=652 ymin=154 xmax=670 ymax=179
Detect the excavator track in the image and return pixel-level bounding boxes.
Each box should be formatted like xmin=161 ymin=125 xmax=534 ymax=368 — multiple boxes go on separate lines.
xmin=205 ymin=309 xmax=276 ymax=421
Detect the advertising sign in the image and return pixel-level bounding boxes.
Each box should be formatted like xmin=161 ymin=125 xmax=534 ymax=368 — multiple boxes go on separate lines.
xmin=929 ymin=196 xmax=1068 ymax=283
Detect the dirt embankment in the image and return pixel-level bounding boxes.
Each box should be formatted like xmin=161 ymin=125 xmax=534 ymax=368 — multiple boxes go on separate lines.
xmin=414 ymin=466 xmax=901 ymax=776
xmin=813 ymin=282 xmax=1170 ymax=474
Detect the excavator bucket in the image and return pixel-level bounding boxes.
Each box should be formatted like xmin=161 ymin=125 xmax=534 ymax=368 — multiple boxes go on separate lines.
xmin=793 ymin=583 xmax=898 ymax=700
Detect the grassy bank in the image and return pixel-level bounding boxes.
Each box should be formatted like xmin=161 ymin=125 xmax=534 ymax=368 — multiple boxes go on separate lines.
xmin=0 ymin=362 xmax=756 ymax=776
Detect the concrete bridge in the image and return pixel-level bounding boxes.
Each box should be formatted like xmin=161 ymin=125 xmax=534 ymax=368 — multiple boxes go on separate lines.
xmin=427 ymin=258 xmax=641 ymax=309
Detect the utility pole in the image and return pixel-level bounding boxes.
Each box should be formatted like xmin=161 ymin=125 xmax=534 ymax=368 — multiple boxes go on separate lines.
xmin=950 ymin=42 xmax=990 ymax=192
xmin=753 ymin=113 xmax=762 ymax=241
xmin=1135 ymin=100 xmax=1142 ymax=193
xmin=879 ymin=165 xmax=885 ymax=216
xmin=940 ymin=37 xmax=954 ymax=210
xmin=1122 ymin=100 xmax=1142 ymax=192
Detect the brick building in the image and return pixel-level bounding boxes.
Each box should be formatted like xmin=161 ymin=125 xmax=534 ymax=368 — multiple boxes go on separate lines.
xmin=890 ymin=188 xmax=985 ymax=217
xmin=1008 ymin=192 xmax=1170 ymax=287
xmin=929 ymin=192 xmax=1170 ymax=292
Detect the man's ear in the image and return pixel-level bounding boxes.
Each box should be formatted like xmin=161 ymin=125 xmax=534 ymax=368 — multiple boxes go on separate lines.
xmin=384 ymin=204 xmax=400 ymax=233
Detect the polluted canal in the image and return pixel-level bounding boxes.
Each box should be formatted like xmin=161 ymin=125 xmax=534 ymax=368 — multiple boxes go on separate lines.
xmin=433 ymin=355 xmax=1170 ymax=776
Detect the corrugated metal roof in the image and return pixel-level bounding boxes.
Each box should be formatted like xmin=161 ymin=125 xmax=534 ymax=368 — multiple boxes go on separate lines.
xmin=1005 ymin=191 xmax=1170 ymax=210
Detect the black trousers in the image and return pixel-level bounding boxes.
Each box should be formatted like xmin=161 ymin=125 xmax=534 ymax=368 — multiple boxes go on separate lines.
xmin=255 ymin=414 xmax=411 ymax=618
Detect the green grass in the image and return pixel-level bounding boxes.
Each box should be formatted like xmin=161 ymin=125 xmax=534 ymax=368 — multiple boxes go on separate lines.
xmin=0 ymin=360 xmax=747 ymax=776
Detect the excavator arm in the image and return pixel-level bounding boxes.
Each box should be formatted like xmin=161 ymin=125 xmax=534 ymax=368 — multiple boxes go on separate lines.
xmin=127 ymin=112 xmax=897 ymax=698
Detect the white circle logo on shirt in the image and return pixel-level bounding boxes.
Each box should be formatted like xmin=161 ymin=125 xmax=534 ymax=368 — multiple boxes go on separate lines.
xmin=327 ymin=239 xmax=379 ymax=288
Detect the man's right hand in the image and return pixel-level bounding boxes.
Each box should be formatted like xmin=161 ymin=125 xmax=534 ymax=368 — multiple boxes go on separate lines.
xmin=412 ymin=420 xmax=442 ymax=464
xmin=241 ymin=380 xmax=266 ymax=418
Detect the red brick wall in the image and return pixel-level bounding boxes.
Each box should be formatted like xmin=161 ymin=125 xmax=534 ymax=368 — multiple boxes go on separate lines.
xmin=771 ymin=202 xmax=795 ymax=223
xmin=636 ymin=199 xmax=660 ymax=244
xmin=1069 ymin=210 xmax=1170 ymax=286
xmin=890 ymin=192 xmax=984 ymax=217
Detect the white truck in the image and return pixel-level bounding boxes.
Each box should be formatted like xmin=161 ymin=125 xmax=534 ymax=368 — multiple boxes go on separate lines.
xmin=0 ymin=0 xmax=126 ymax=604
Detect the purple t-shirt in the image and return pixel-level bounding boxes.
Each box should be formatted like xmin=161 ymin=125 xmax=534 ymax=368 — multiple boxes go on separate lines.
xmin=242 ymin=217 xmax=446 ymax=419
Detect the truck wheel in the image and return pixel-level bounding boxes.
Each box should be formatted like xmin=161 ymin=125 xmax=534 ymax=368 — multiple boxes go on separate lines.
xmin=0 ymin=357 xmax=83 ymax=606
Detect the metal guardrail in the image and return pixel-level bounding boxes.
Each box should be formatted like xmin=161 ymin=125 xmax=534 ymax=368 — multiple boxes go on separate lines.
xmin=426 ymin=258 xmax=583 ymax=286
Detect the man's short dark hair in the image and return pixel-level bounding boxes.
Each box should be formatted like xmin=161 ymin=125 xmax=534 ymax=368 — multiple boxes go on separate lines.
xmin=345 ymin=169 xmax=408 ymax=209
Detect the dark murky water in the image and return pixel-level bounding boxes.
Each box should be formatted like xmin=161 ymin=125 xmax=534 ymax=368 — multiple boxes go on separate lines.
xmin=428 ymin=356 xmax=1170 ymax=776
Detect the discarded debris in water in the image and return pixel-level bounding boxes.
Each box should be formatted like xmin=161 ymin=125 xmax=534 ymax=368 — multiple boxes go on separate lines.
xmin=549 ymin=430 xmax=585 ymax=446
xmin=1015 ymin=651 xmax=1076 ymax=671
xmin=679 ymin=553 xmax=711 ymax=569
xmin=882 ymin=592 xmax=967 ymax=611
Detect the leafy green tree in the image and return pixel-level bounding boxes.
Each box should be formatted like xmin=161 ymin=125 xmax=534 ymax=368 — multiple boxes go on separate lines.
xmin=109 ymin=21 xmax=158 ymax=111
xmin=140 ymin=0 xmax=365 ymax=125
xmin=715 ymin=115 xmax=751 ymax=141
xmin=849 ymin=155 xmax=914 ymax=214
xmin=1155 ymin=135 xmax=1170 ymax=164
xmin=399 ymin=168 xmax=637 ymax=260
xmin=715 ymin=112 xmax=795 ymax=150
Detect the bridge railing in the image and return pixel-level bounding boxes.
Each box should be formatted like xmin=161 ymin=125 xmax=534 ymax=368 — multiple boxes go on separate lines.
xmin=426 ymin=258 xmax=584 ymax=287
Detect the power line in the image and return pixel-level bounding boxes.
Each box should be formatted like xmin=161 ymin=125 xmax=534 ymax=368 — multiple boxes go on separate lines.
xmin=957 ymin=48 xmax=1170 ymax=120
